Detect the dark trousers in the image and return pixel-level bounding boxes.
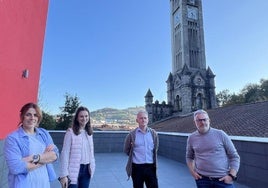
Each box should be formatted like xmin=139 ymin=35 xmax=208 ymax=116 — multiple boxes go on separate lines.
xmin=69 ymin=164 xmax=91 ymax=188
xmin=131 ymin=163 xmax=158 ymax=188
xmin=196 ymin=177 xmax=235 ymax=188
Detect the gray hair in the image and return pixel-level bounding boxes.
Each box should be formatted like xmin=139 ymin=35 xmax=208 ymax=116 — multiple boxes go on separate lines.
xmin=137 ymin=110 xmax=148 ymax=116
xmin=193 ymin=109 xmax=209 ymax=120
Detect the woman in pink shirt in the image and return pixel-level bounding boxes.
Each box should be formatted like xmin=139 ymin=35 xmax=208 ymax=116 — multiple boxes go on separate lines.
xmin=59 ymin=106 xmax=95 ymax=188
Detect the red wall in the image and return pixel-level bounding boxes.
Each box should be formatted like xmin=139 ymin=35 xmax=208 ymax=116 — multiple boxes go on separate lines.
xmin=0 ymin=0 xmax=49 ymax=139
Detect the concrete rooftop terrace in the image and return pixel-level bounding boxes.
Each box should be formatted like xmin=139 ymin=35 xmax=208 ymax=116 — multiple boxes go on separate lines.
xmin=51 ymin=153 xmax=250 ymax=188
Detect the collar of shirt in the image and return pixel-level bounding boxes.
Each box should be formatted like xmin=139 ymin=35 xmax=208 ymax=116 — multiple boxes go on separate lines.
xmin=137 ymin=127 xmax=149 ymax=134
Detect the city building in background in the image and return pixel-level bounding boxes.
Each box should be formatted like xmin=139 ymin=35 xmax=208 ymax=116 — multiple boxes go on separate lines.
xmin=146 ymin=0 xmax=217 ymax=123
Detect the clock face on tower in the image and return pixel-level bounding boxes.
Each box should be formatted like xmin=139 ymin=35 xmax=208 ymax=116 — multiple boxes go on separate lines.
xmin=194 ymin=76 xmax=204 ymax=86
xmin=187 ymin=6 xmax=198 ymax=20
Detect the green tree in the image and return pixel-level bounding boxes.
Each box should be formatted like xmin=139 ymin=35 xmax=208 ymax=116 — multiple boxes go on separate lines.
xmin=216 ymin=78 xmax=268 ymax=107
xmin=216 ymin=89 xmax=232 ymax=107
xmin=227 ymin=93 xmax=244 ymax=106
xmin=216 ymin=90 xmax=244 ymax=107
xmin=56 ymin=93 xmax=80 ymax=130
xmin=40 ymin=111 xmax=56 ymax=130
xmin=241 ymin=83 xmax=262 ymax=103
xmin=260 ymin=79 xmax=268 ymax=99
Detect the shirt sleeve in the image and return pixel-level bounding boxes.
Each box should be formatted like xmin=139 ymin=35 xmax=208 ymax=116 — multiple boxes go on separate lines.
xmin=40 ymin=128 xmax=60 ymax=159
xmin=186 ymin=135 xmax=195 ymax=163
xmin=59 ymin=130 xmax=72 ymax=177
xmin=4 ymin=134 xmax=28 ymax=175
xmin=123 ymin=133 xmax=131 ymax=155
xmin=89 ymin=135 xmax=95 ymax=177
xmin=222 ymin=131 xmax=240 ymax=172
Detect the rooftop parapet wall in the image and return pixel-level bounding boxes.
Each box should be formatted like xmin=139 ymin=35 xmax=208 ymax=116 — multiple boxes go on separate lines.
xmin=1 ymin=132 xmax=267 ymax=188
xmin=158 ymin=132 xmax=268 ymax=188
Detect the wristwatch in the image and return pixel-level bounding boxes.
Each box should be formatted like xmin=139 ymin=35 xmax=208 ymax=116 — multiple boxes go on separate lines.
xmin=32 ymin=154 xmax=40 ymax=165
xmin=228 ymin=173 xmax=237 ymax=181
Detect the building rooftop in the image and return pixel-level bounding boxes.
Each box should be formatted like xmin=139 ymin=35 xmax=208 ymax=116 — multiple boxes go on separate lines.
xmin=152 ymin=101 xmax=268 ymax=137
xmin=51 ymin=153 xmax=249 ymax=188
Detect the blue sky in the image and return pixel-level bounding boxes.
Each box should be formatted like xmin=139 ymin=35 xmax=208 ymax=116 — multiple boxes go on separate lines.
xmin=39 ymin=0 xmax=268 ymax=114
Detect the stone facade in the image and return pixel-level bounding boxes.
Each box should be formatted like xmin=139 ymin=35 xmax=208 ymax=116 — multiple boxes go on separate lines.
xmin=145 ymin=0 xmax=217 ymax=123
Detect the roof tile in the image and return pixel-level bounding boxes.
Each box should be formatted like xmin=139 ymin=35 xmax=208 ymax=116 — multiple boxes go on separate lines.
xmin=152 ymin=101 xmax=268 ymax=137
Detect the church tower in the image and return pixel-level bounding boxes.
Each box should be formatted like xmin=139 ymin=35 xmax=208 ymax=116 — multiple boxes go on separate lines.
xmin=167 ymin=0 xmax=217 ymax=114
xmin=145 ymin=0 xmax=217 ymax=123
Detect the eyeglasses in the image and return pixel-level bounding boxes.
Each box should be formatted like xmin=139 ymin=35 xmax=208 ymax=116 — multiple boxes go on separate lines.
xmin=195 ymin=118 xmax=208 ymax=122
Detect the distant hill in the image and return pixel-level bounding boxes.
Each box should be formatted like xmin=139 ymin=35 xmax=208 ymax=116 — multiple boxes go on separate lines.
xmin=90 ymin=106 xmax=145 ymax=125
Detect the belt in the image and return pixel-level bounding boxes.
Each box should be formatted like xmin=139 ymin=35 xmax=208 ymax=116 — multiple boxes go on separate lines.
xmin=132 ymin=163 xmax=154 ymax=167
xmin=80 ymin=163 xmax=90 ymax=166
xmin=199 ymin=174 xmax=221 ymax=181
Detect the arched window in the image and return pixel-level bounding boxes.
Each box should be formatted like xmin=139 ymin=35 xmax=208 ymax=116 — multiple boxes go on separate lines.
xmin=175 ymin=95 xmax=182 ymax=111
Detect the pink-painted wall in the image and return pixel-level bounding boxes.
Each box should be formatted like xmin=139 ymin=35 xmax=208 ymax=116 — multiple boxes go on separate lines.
xmin=0 ymin=0 xmax=49 ymax=139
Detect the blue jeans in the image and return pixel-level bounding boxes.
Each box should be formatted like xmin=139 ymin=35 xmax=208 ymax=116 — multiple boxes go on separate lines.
xmin=69 ymin=164 xmax=91 ymax=188
xmin=196 ymin=177 xmax=235 ymax=188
